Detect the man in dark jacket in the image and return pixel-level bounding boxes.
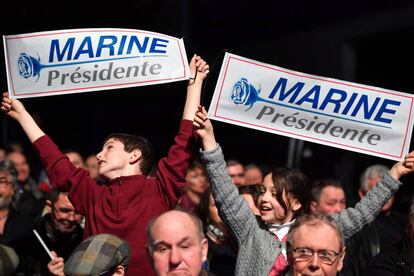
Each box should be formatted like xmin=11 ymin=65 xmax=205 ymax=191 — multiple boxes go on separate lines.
xmin=18 ymin=189 xmax=83 ymax=275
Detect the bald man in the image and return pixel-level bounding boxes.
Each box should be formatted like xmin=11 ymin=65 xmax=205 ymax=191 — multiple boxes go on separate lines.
xmin=146 ymin=210 xmax=208 ymax=276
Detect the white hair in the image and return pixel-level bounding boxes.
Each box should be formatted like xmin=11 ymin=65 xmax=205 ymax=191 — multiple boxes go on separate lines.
xmin=359 ymin=164 xmax=389 ymax=192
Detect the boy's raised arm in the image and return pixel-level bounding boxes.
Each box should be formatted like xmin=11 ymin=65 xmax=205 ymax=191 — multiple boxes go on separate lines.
xmin=1 ymin=92 xmax=45 ymax=142
xmin=182 ymin=55 xmax=209 ymax=121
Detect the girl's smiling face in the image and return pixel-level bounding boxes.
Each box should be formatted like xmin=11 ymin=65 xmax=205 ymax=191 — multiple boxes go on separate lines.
xmin=258 ymin=173 xmax=301 ymax=225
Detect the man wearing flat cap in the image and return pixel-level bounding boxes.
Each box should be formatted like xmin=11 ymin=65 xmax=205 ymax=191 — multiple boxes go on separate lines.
xmin=48 ymin=233 xmax=130 ymax=276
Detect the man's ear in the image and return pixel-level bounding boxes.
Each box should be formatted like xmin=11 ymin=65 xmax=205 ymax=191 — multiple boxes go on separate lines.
xmin=45 ymin=200 xmax=52 ymax=214
xmin=201 ymin=238 xmax=208 ymax=262
xmin=310 ymin=201 xmax=317 ymax=214
xmin=337 ymin=247 xmax=346 ymax=272
xmin=129 ymin=149 xmax=142 ymax=164
xmin=358 ymin=190 xmax=365 ymax=199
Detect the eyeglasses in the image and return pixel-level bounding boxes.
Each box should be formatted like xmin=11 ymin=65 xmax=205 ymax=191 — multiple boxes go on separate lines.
xmin=0 ymin=178 xmax=12 ymax=189
xmin=292 ymin=247 xmax=341 ymax=265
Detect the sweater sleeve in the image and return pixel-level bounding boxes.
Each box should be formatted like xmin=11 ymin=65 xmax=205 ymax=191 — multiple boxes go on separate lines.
xmin=333 ymin=172 xmax=402 ymax=240
xmin=200 ymin=144 xmax=258 ymax=246
xmin=32 ymin=135 xmax=94 ymax=214
xmin=155 ymin=119 xmax=195 ymax=209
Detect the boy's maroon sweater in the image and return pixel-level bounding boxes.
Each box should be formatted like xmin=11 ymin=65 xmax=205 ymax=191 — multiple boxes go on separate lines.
xmin=33 ymin=120 xmax=194 ymax=275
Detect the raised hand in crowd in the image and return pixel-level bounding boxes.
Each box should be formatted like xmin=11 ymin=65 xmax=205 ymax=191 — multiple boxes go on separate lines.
xmin=389 ymin=151 xmax=414 ymax=180
xmin=47 ymin=251 xmax=64 ymax=276
xmin=1 ymin=92 xmax=45 ymax=143
xmin=193 ymin=105 xmax=216 ymax=151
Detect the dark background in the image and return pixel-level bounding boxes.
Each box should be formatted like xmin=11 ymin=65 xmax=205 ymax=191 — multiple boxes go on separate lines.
xmin=1 ymin=0 xmax=414 ymax=210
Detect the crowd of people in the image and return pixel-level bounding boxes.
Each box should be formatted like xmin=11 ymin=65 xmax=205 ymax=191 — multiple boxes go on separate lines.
xmin=0 ymin=54 xmax=414 ymax=276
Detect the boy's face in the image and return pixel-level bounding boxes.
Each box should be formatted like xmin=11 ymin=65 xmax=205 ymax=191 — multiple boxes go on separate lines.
xmin=96 ymin=138 xmax=132 ymax=180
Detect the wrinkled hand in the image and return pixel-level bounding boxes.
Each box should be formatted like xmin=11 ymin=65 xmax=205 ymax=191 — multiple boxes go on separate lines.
xmin=189 ymin=55 xmax=209 ymax=84
xmin=390 ymin=150 xmax=414 ymax=180
xmin=47 ymin=251 xmax=65 ymax=276
xmin=1 ymin=92 xmax=27 ymax=121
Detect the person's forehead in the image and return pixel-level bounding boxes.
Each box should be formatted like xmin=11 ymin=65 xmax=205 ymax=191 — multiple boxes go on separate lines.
xmin=227 ymin=164 xmax=244 ymax=171
xmin=246 ymin=168 xmax=261 ymax=174
xmin=7 ymin=152 xmax=26 ymax=162
xmin=152 ymin=212 xmax=198 ymax=240
xmin=293 ymin=224 xmax=340 ymax=248
xmin=103 ymin=138 xmax=124 ymax=147
xmin=187 ymin=167 xmax=203 ymax=174
xmin=262 ymin=174 xmax=275 ymax=188
xmin=55 ymin=193 xmax=74 ymax=208
xmin=321 ymin=186 xmax=344 ymax=198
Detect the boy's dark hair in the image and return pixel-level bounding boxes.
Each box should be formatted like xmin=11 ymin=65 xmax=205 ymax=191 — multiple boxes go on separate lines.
xmin=270 ymin=167 xmax=311 ymax=218
xmin=311 ymin=179 xmax=344 ymax=202
xmin=103 ymin=133 xmax=155 ymax=176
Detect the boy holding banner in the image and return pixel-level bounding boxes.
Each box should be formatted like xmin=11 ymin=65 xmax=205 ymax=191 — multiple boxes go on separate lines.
xmin=1 ymin=54 xmax=209 ymax=276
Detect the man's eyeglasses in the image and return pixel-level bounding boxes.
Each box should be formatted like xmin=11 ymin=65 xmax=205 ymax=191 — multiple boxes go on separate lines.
xmin=292 ymin=247 xmax=341 ymax=265
xmin=0 ymin=178 xmax=12 ymax=189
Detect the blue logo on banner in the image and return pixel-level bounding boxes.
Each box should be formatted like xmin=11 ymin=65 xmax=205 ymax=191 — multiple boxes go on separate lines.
xmin=18 ymin=53 xmax=43 ymax=81
xmin=231 ymin=78 xmax=277 ymax=110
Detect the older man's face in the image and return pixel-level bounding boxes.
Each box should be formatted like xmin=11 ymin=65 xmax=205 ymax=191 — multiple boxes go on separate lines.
xmin=7 ymin=152 xmax=30 ymax=183
xmin=150 ymin=211 xmax=208 ymax=276
xmin=289 ymin=223 xmax=345 ymax=276
xmin=0 ymin=171 xmax=14 ymax=209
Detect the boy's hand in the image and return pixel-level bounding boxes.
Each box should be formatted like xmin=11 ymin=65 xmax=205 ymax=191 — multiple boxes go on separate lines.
xmin=1 ymin=92 xmax=27 ymax=121
xmin=193 ymin=106 xmax=216 ymax=151
xmin=188 ymin=55 xmax=209 ymax=85
xmin=1 ymin=91 xmax=45 ymax=142
xmin=389 ymin=150 xmax=414 ymax=180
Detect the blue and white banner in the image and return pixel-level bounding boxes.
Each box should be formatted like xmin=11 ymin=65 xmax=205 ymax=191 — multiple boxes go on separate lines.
xmin=208 ymin=52 xmax=414 ymax=161
xmin=3 ymin=28 xmax=190 ymax=98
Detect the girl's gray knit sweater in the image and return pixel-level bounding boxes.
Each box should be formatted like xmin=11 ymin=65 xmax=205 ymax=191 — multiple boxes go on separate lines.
xmin=200 ymin=145 xmax=402 ymax=276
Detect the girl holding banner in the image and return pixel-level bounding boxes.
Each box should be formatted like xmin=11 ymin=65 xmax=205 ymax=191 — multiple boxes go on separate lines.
xmin=193 ymin=106 xmax=414 ymax=276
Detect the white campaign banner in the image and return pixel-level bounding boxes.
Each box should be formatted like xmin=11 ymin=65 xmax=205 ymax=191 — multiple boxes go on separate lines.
xmin=208 ymin=52 xmax=414 ymax=161
xmin=3 ymin=28 xmax=190 ymax=98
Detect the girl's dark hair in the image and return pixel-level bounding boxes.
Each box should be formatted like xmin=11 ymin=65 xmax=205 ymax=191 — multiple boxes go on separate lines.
xmin=270 ymin=167 xmax=311 ymax=218
xmin=103 ymin=133 xmax=155 ymax=176
xmin=196 ymin=187 xmax=213 ymax=233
